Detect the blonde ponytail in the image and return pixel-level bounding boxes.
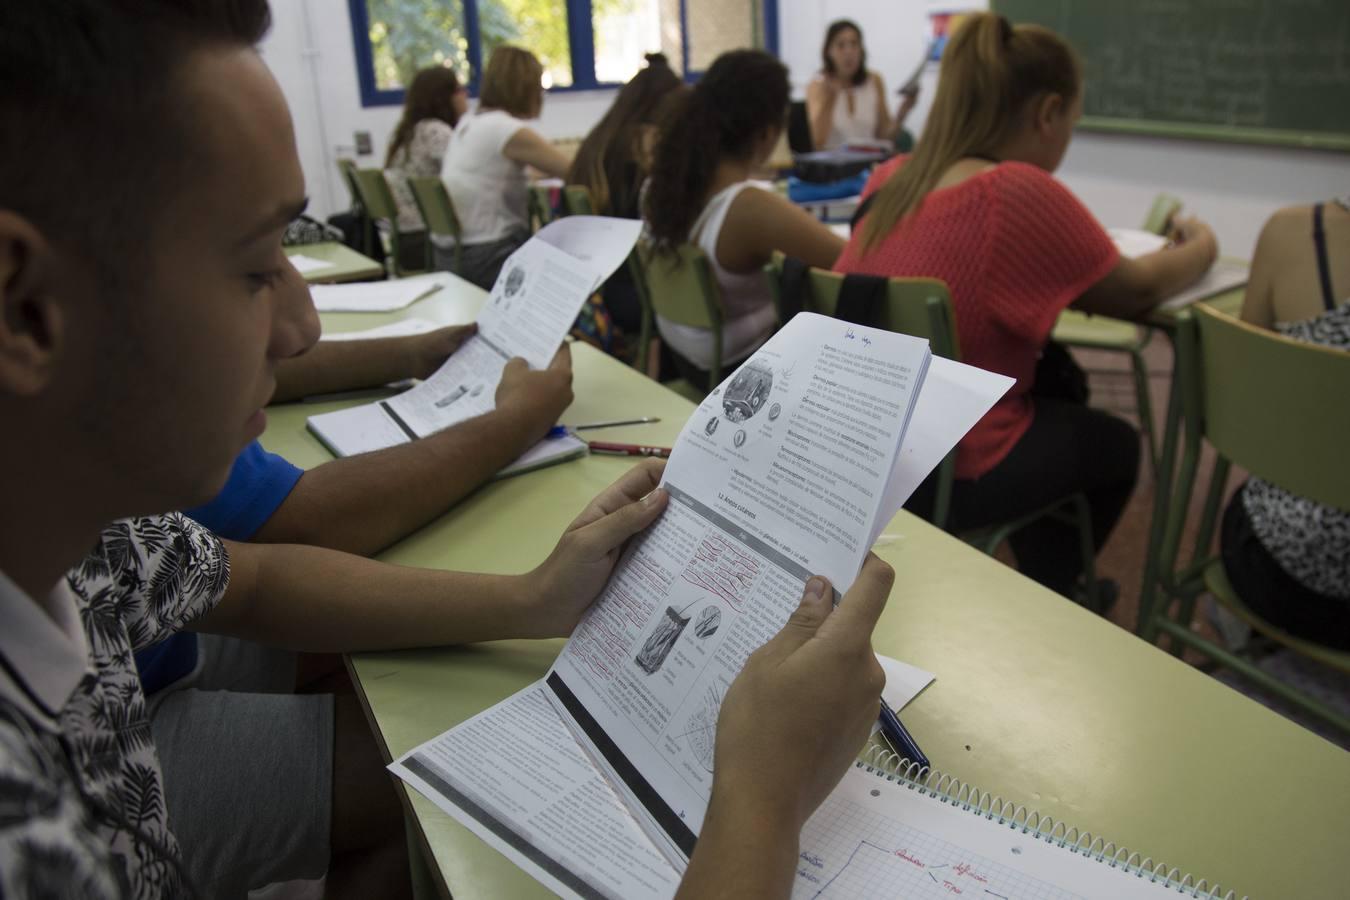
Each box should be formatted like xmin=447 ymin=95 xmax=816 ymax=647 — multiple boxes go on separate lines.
xmin=860 ymin=13 xmax=1080 ymax=250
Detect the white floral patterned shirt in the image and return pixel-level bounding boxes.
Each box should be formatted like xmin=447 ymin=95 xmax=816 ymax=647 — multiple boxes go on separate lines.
xmin=0 ymin=513 xmax=230 ymax=899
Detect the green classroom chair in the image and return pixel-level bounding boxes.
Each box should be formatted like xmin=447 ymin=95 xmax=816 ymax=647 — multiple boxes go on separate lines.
xmin=1047 ymin=192 xmax=1186 ymax=475
xmin=336 ymin=157 xmax=375 ymax=258
xmin=560 ymin=185 xmax=659 ymax=375
xmin=765 ymin=255 xmax=1101 ymax=610
xmin=561 ymin=184 xmax=594 ymax=216
xmin=1141 ymin=304 xmax=1350 ymax=734
xmin=636 ymin=240 xmax=724 ymax=401
xmin=528 ymin=184 xmax=557 ymax=231
xmin=407 ymin=176 xmax=463 ymax=276
xmin=351 ymin=167 xmax=429 ymax=278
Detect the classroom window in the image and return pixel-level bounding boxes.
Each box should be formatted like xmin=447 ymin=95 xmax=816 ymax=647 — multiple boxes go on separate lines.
xmin=364 ymin=0 xmax=472 ymax=90
xmin=349 ymin=0 xmax=778 ymax=106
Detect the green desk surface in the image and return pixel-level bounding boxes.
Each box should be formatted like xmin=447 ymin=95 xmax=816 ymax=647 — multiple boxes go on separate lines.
xmin=260 ymin=288 xmax=1349 ymax=900
xmin=285 ymin=242 xmax=384 ymax=284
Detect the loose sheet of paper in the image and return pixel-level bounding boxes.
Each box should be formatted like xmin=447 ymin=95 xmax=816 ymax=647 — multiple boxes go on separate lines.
xmin=319 ymin=318 xmax=438 ymax=341
xmin=1158 ymin=257 xmax=1249 ymax=311
xmin=309 ymin=272 xmax=452 ymax=312
xmin=287 ymin=253 xmax=335 ymax=274
xmin=793 ymin=766 xmax=1190 ymax=899
xmin=1108 ymin=227 xmax=1168 ymax=259
xmin=391 ymin=683 xmax=681 ymax=900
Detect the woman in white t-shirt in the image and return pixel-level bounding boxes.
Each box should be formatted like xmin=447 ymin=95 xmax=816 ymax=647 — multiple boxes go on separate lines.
xmin=644 ymin=50 xmax=845 ymax=386
xmin=437 ymin=46 xmax=570 ymax=289
xmin=383 ymin=66 xmax=468 ymax=270
xmin=805 ymin=19 xmax=919 ymax=151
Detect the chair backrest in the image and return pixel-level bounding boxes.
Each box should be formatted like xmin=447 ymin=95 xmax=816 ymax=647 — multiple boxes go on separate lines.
xmin=637 ymin=240 xmax=725 ymax=384
xmin=1194 ymin=304 xmax=1350 ymax=510
xmin=351 ymin=168 xmax=399 ymax=222
xmin=562 ymin=185 xmax=594 ymax=216
xmin=336 ymin=158 xmax=362 ymax=208
xmin=1142 ymin=193 xmax=1182 ymax=236
xmin=637 ymin=242 xmax=723 ymax=329
xmin=528 ymin=185 xmax=556 ymax=230
xmin=764 ymin=254 xmax=961 ymax=360
xmin=408 ymin=176 xmax=461 ymax=240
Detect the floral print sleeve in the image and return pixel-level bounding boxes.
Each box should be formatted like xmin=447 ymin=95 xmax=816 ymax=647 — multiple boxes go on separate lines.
xmin=68 ymin=514 xmax=230 ymax=654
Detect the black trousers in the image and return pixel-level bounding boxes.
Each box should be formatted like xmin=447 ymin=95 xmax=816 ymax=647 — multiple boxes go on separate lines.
xmin=1221 ymin=485 xmax=1350 ymax=651
xmin=906 ymin=397 xmax=1141 ymax=597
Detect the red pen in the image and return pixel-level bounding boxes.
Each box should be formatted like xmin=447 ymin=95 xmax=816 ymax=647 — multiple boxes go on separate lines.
xmin=587 ymin=440 xmax=672 ymax=458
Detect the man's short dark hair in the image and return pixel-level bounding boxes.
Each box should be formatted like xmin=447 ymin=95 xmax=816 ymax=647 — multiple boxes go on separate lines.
xmin=0 ymin=0 xmax=272 ymax=286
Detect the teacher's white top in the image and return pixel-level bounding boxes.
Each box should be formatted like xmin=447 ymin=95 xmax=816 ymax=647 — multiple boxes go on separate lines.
xmin=817 ymin=72 xmax=881 ymax=150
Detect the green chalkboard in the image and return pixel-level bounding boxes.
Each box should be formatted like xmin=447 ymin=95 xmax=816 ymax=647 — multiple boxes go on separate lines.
xmin=994 ymin=0 xmax=1350 ymax=151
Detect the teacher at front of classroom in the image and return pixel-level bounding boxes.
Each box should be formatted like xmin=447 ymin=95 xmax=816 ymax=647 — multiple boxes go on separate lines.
xmin=806 ymin=18 xmax=919 ymax=152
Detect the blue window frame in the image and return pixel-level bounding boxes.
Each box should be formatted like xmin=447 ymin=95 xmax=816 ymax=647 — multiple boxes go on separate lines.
xmin=348 ymin=0 xmax=779 ymax=107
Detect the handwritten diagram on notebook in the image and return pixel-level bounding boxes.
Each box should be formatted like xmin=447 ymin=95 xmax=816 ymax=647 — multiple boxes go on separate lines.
xmin=793 ymin=765 xmax=1216 ymax=899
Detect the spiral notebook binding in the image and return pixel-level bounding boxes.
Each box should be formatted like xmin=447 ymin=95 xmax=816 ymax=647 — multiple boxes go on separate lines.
xmin=857 ymin=746 xmax=1245 ymax=900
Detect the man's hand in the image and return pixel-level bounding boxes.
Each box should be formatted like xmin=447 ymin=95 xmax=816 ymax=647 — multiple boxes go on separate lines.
xmin=711 ymin=555 xmax=894 ymax=829
xmin=518 ymin=460 xmax=668 ymax=638
xmin=495 ymin=343 xmax=574 ymax=441
xmin=674 ymin=555 xmax=894 ymax=900
xmin=408 ymin=324 xmax=478 ymax=380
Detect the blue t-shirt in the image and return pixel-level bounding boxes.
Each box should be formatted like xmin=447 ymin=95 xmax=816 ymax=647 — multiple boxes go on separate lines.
xmin=134 ymin=441 xmax=303 ymax=694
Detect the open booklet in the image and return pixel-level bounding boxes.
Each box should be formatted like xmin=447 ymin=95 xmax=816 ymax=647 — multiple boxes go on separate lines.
xmin=391 ymin=312 xmax=1015 ymax=897
xmin=306 ymin=216 xmax=642 ymax=475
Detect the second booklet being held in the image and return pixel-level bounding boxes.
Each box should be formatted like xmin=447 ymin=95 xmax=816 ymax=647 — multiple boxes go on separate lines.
xmin=306 ymin=216 xmax=641 ymax=467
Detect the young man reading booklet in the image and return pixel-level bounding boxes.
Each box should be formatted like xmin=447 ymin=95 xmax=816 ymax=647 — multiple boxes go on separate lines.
xmin=0 ymin=1 xmax=891 ymax=896
xmin=136 ymin=330 xmax=570 ymax=893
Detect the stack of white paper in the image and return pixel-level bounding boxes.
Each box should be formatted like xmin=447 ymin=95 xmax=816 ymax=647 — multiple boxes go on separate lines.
xmin=309 ymin=272 xmax=452 ymax=312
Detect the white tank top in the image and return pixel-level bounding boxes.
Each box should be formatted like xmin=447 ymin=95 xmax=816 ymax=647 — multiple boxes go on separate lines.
xmin=823 ymin=74 xmax=881 ymax=149
xmin=655 ymin=181 xmax=777 ymax=371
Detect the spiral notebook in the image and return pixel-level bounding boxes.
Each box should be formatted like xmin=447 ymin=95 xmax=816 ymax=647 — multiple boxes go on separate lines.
xmin=392 ymin=683 xmax=1246 ymax=900
xmin=795 ymin=750 xmax=1246 ymax=900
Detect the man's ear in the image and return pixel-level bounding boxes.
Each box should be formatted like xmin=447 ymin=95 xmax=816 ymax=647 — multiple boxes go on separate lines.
xmin=0 ymin=211 xmax=63 ymax=396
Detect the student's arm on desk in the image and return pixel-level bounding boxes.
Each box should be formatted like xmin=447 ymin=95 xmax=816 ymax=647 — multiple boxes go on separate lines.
xmin=192 ymin=461 xmax=668 ymax=649
xmin=1074 ymin=217 xmax=1218 ymax=320
xmin=804 ymin=77 xmax=838 ymax=152
xmin=256 ymin=346 xmax=573 ymax=556
xmin=504 ymin=126 xmax=571 ymax=179
xmin=677 ymin=556 xmax=893 ymax=900
xmin=718 ymin=187 xmax=847 ymax=274
xmin=1239 ymin=212 xmax=1283 ymax=329
xmin=271 ymin=324 xmax=477 ymax=403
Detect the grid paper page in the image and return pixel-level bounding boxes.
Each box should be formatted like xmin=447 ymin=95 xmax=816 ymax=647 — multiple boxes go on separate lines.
xmin=792 ymin=766 xmax=1185 ymax=900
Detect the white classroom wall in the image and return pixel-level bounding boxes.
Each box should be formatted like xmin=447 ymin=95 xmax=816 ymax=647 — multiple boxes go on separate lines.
xmin=264 ymin=0 xmax=1348 ymax=256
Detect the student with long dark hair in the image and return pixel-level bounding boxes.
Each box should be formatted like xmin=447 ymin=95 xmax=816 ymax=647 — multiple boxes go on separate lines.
xmin=838 ymin=13 xmax=1218 ymax=599
xmin=568 ymin=53 xmax=683 ymax=342
xmin=645 ymin=49 xmax=845 ymax=383
xmin=806 ymin=19 xmax=919 ymax=151
xmin=383 ymin=66 xmax=467 ymax=269
xmin=569 ymin=53 xmax=682 ymax=219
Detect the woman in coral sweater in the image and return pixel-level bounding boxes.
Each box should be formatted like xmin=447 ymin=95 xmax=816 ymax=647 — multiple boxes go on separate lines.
xmin=837 ymin=13 xmax=1218 ymax=599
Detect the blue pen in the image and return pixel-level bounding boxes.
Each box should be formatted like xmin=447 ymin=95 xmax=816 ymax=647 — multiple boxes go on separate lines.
xmin=877 ymin=700 xmax=929 ymax=769
xmin=546 ymin=425 xmax=569 ymax=439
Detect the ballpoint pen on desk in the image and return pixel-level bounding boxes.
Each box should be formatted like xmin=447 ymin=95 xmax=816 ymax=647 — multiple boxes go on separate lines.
xmin=877 ymin=700 xmax=930 ymax=770
xmin=587 ymin=441 xmax=672 ymax=458
xmin=571 ymin=417 xmax=661 ymax=430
